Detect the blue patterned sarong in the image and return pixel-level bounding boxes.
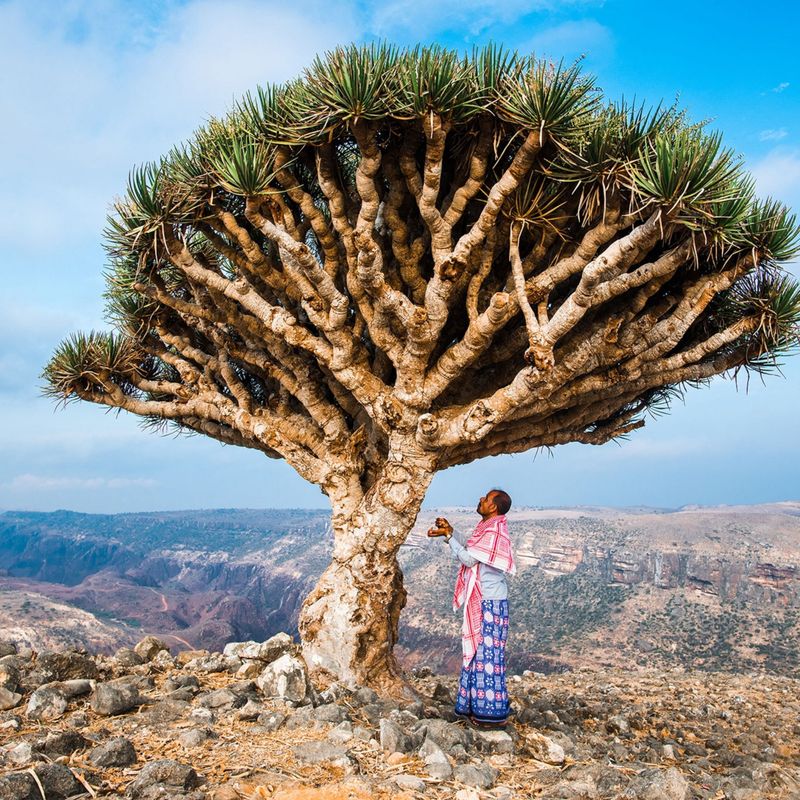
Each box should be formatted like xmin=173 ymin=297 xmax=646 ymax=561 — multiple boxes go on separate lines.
xmin=455 ymin=598 xmax=509 ymax=722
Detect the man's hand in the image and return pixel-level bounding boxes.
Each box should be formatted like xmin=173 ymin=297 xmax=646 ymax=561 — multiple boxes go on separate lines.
xmin=427 ymin=517 xmax=453 ymax=540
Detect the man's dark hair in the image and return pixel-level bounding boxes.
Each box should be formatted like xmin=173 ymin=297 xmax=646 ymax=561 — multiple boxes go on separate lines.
xmin=490 ymin=488 xmax=512 ymax=515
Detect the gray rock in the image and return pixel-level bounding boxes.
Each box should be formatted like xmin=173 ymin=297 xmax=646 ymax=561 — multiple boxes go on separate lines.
xmin=256 ymin=653 xmax=308 ymax=703
xmin=146 ymin=699 xmax=191 ymax=723
xmin=328 ymin=722 xmax=355 ymax=744
xmin=256 ymin=711 xmax=286 ymax=731
xmin=353 ymin=687 xmax=378 ymax=705
xmin=33 ymin=730 xmax=87 ymax=757
xmin=0 ymin=642 xmax=17 ymax=658
xmin=417 ymin=718 xmax=471 ymax=752
xmin=134 ymin=636 xmax=171 ymax=661
xmin=114 ymin=647 xmax=146 ymax=667
xmin=0 ymin=662 xmax=19 ymax=691
xmin=92 ymin=682 xmax=143 ymax=715
xmin=178 ymin=727 xmax=216 ymax=748
xmin=630 ymin=767 xmax=688 ymax=800
xmin=474 ymin=729 xmax=514 ymax=754
xmin=236 ymin=699 xmax=265 ymax=721
xmin=454 ymin=762 xmax=498 ymax=789
xmin=432 ymin=682 xmax=453 ymax=703
xmin=0 ymin=686 xmax=22 ymax=710
xmin=88 ymin=737 xmax=138 ymax=767
xmin=0 ymin=773 xmax=38 ymax=800
xmin=36 ymin=650 xmax=99 ymax=681
xmin=126 ymin=759 xmax=201 ymax=798
xmin=190 ymin=706 xmax=215 ymax=724
xmin=228 ymin=633 xmax=295 ymax=663
xmin=314 ymin=703 xmax=348 ymax=724
xmin=7 ymin=742 xmax=39 ymax=766
xmin=393 ymin=774 xmax=426 ymax=792
xmin=198 ymin=688 xmax=239 ymax=708
xmin=150 ymin=649 xmax=176 ymax=670
xmin=380 ymin=718 xmax=410 ymax=753
xmin=292 ymin=740 xmax=350 ymax=766
xmin=526 ymin=731 xmax=566 ymax=765
xmin=544 ymin=776 xmax=599 ymax=799
xmin=26 ymin=686 xmax=69 ymax=720
xmin=31 ymin=764 xmax=83 ymax=799
xmin=606 ymin=714 xmax=631 ymax=736
xmin=65 ymin=711 xmax=90 ymax=729
xmin=184 ymin=655 xmax=227 ymax=673
xmin=426 ymin=761 xmax=453 ymax=780
xmin=164 ymin=675 xmax=200 ymax=691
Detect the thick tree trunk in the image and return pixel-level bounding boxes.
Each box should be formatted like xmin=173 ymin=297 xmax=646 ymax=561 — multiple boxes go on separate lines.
xmin=299 ymin=452 xmax=434 ymax=694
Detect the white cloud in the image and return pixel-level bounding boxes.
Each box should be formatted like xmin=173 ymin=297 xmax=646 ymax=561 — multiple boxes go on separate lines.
xmin=750 ymin=149 xmax=800 ymax=205
xmin=4 ymin=474 xmax=157 ymax=491
xmin=0 ymin=0 xmax=359 ymax=253
xmin=771 ymin=81 xmax=790 ymax=93
xmin=759 ymin=128 xmax=788 ymax=142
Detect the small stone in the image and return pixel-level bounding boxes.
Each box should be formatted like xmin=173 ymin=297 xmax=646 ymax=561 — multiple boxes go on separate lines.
xmin=525 ymin=731 xmax=565 ymax=765
xmin=7 ymin=742 xmax=38 ymax=766
xmin=662 ymin=744 xmax=676 ymax=760
xmin=26 ymin=686 xmax=69 ymax=720
xmin=474 ymin=729 xmax=514 ymax=754
xmin=0 ymin=662 xmax=19 ymax=692
xmin=380 ymin=718 xmax=410 ymax=754
xmin=386 ymin=752 xmax=407 ymax=765
xmin=292 ymin=740 xmax=350 ymax=766
xmin=432 ymin=682 xmax=453 ymax=703
xmin=328 ymin=726 xmax=354 ymax=744
xmin=229 ymin=633 xmax=295 ymax=663
xmin=256 ymin=711 xmax=286 ymax=731
xmin=91 ymin=683 xmax=143 ymax=716
xmin=606 ymin=714 xmax=631 ymax=736
xmin=176 ymin=649 xmax=210 ymax=666
xmin=353 ymin=687 xmax=378 ymax=705
xmin=426 ymin=761 xmax=453 ymax=780
xmin=0 ymin=773 xmax=37 ymax=800
xmin=393 ymin=774 xmax=426 ymax=792
xmin=146 ymin=698 xmax=190 ymax=723
xmin=236 ymin=662 xmax=262 ymax=679
xmin=313 ymin=703 xmax=348 ymax=724
xmin=0 ymin=641 xmax=17 ymax=658
xmin=151 ymin=649 xmax=176 ymax=670
xmin=0 ymin=686 xmax=22 ymax=710
xmin=133 ymin=636 xmax=170 ymax=661
xmin=190 ymin=707 xmax=216 ymax=724
xmin=36 ymin=650 xmax=98 ymax=682
xmin=630 ymin=766 xmax=689 ymax=800
xmin=88 ymin=737 xmax=138 ymax=767
xmin=178 ymin=728 xmax=216 ymax=748
xmin=114 ymin=648 xmax=145 ymax=667
xmin=126 ymin=759 xmax=201 ymax=798
xmin=454 ymin=762 xmax=498 ymax=789
xmin=199 ymin=688 xmax=239 ymax=709
xmin=33 ymin=731 xmax=87 ymax=757
xmin=256 ymin=653 xmax=309 ymax=703
xmin=236 ymin=699 xmax=264 ymax=721
xmin=65 ymin=711 xmax=90 ymax=729
xmin=419 ymin=719 xmax=471 ymax=752
xmin=31 ymin=764 xmax=83 ymax=799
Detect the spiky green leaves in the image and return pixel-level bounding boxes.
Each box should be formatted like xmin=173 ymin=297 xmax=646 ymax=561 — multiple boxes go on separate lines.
xmin=42 ymin=332 xmax=143 ymax=401
xmin=497 ymin=59 xmax=598 ymax=140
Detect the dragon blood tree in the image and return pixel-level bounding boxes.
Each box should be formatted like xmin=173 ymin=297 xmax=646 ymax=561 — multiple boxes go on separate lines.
xmin=45 ymin=45 xmax=800 ymax=692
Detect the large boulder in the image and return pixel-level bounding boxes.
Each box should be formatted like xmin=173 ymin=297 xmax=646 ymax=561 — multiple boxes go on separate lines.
xmin=256 ymin=653 xmax=309 ymax=703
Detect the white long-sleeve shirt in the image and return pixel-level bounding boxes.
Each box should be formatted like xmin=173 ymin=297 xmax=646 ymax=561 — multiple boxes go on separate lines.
xmin=448 ymin=533 xmax=509 ymax=600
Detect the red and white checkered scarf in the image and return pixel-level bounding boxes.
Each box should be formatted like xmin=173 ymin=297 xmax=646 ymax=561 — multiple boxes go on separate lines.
xmin=452 ymin=514 xmax=516 ymax=667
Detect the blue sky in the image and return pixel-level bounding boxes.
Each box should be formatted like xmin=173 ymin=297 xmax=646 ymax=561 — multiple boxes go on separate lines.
xmin=1 ymin=0 xmax=798 ymax=512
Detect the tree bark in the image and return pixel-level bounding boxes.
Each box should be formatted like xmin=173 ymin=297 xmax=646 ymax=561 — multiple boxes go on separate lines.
xmin=299 ymin=452 xmax=434 ymax=694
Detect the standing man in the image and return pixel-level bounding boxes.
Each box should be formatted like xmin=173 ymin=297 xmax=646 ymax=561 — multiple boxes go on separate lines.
xmin=428 ymin=489 xmax=516 ymax=727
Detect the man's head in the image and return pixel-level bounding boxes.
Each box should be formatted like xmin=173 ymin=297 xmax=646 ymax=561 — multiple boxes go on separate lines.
xmin=477 ymin=488 xmax=512 ymax=519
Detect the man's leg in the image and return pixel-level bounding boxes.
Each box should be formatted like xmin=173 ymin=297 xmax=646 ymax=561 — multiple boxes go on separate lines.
xmin=468 ymin=599 xmax=510 ymax=725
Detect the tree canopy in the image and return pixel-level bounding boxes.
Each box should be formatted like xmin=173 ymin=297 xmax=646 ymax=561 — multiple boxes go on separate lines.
xmin=44 ymin=43 xmax=800 ymax=499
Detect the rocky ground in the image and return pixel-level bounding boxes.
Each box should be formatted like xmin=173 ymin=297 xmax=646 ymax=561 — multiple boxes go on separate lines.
xmin=1 ymin=636 xmax=799 ymax=800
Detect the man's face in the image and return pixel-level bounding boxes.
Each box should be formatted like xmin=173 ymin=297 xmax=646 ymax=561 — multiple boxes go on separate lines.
xmin=477 ymin=491 xmax=497 ymax=516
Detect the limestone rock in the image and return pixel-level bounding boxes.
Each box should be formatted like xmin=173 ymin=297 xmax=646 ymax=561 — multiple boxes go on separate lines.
xmin=134 ymin=636 xmax=170 ymax=661
xmin=26 ymin=685 xmax=69 ymax=720
xmin=474 ymin=729 xmax=514 ymax=754
xmin=380 ymin=718 xmax=410 ymax=753
xmin=292 ymin=740 xmax=350 ymax=766
xmin=126 ymin=760 xmax=202 ymax=798
xmin=114 ymin=647 xmax=145 ymax=667
xmin=526 ymin=731 xmax=566 ymax=765
xmin=0 ymin=686 xmax=22 ymax=710
xmin=36 ymin=650 xmax=99 ymax=681
xmin=256 ymin=653 xmax=308 ymax=703
xmin=393 ymin=774 xmax=426 ymax=792
xmin=256 ymin=710 xmax=286 ymax=731
xmin=630 ymin=767 xmax=689 ymax=800
xmin=228 ymin=633 xmax=295 ymax=663
xmin=88 ymin=737 xmax=138 ymax=767
xmin=91 ymin=682 xmax=143 ymax=715
xmin=454 ymin=762 xmax=498 ymax=789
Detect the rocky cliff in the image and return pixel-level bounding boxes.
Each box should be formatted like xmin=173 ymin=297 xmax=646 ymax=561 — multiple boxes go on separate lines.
xmin=1 ymin=504 xmax=799 ymax=677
